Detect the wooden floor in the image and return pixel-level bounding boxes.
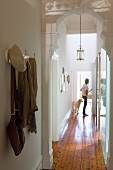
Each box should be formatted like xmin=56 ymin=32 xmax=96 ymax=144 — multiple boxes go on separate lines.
xmin=52 ymin=101 xmax=107 ymax=170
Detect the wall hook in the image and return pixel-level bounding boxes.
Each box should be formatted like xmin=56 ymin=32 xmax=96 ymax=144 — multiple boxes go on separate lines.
xmin=5 ymin=49 xmax=10 ymax=63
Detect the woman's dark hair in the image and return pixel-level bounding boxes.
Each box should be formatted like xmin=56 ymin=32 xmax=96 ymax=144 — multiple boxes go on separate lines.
xmin=85 ymin=78 xmax=89 ymax=84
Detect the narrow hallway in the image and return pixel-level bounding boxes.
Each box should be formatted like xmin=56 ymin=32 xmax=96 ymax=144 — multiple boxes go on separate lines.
xmin=52 ymin=101 xmax=106 ymax=170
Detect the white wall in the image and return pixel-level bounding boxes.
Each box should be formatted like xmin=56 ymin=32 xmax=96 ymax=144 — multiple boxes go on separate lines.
xmin=0 ymin=1 xmax=41 ymax=170
xmin=56 ymin=22 xmax=73 ymax=129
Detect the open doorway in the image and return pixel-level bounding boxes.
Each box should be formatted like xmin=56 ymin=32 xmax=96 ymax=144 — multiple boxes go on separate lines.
xmin=77 ymin=71 xmax=92 ymax=116
xmin=77 ymin=71 xmax=92 ymax=100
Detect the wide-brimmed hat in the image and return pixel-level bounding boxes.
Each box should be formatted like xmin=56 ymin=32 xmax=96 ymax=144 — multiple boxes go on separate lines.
xmin=8 ymin=44 xmax=26 ymax=72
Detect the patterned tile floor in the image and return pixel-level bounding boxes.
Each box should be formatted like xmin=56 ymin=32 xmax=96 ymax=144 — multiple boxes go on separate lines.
xmin=52 ymin=101 xmax=107 ymax=170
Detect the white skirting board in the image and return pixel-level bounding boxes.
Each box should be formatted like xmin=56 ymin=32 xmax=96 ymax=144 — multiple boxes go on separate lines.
xmin=50 ymin=149 xmax=53 ymax=168
xmin=36 ymin=150 xmax=53 ymax=170
xmin=35 ymin=158 xmax=42 ymax=170
xmin=58 ymin=109 xmax=71 ymax=136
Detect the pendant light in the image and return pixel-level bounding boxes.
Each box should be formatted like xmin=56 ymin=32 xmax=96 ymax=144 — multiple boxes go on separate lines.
xmin=77 ymin=15 xmax=84 ymax=61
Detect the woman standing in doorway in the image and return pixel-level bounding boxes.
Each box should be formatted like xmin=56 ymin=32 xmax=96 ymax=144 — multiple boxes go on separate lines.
xmin=80 ymin=78 xmax=89 ymax=117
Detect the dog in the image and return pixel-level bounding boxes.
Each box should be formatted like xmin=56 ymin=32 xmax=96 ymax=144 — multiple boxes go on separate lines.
xmin=72 ymin=99 xmax=83 ymax=114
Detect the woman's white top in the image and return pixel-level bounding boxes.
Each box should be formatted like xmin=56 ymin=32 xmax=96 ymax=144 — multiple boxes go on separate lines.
xmin=81 ymin=84 xmax=88 ymax=96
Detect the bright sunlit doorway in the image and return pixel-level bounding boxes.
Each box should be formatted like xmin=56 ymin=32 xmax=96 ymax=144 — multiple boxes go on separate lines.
xmin=77 ymin=71 xmax=92 ymax=117
xmin=77 ymin=71 xmax=92 ymax=101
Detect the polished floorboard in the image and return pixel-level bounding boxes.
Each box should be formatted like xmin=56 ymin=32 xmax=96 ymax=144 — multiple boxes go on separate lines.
xmin=52 ymin=101 xmax=106 ymax=170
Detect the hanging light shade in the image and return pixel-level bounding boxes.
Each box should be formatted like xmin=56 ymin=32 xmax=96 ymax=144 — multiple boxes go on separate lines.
xmin=76 ymin=15 xmax=84 ymax=61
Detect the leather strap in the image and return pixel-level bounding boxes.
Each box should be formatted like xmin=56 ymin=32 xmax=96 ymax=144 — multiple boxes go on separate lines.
xmin=11 ymin=65 xmax=16 ymax=116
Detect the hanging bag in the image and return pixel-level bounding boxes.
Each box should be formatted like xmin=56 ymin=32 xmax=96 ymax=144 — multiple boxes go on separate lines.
xmin=7 ymin=65 xmax=25 ymax=156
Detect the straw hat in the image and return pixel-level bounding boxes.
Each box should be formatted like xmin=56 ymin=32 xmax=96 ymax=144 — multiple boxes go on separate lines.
xmin=8 ymin=44 xmax=26 ymax=72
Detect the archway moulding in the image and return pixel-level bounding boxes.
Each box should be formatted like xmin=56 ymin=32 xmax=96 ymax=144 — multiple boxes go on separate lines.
xmin=41 ymin=32 xmax=59 ymax=56
xmin=56 ymin=8 xmax=104 ymax=31
xmin=45 ymin=8 xmax=113 ymax=60
xmin=101 ymin=32 xmax=113 ymax=60
xmin=53 ymin=8 xmax=104 ymax=59
xmin=54 ymin=8 xmax=113 ymax=60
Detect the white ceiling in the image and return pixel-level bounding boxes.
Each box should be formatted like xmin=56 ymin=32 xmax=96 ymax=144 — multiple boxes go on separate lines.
xmin=44 ymin=0 xmax=113 ymax=34
xmin=45 ymin=0 xmax=112 ymax=15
